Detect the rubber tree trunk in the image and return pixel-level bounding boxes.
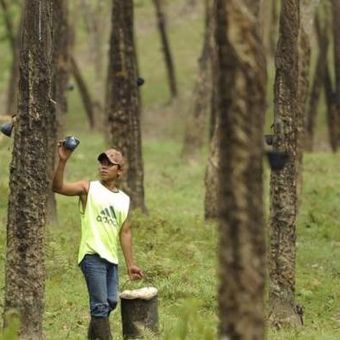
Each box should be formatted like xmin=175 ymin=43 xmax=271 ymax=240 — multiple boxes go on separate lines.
xmin=70 ymin=55 xmax=95 ymax=129
xmin=324 ymin=64 xmax=338 ymax=152
xmin=51 ymin=0 xmax=70 ymax=122
xmin=208 ymin=0 xmax=218 ymax=143
xmin=268 ymin=0 xmax=303 ymax=328
xmin=47 ymin=0 xmax=71 ymax=224
xmin=204 ymin=12 xmax=219 ymax=220
xmin=0 ymin=0 xmax=16 ymax=54
xmin=270 ymin=0 xmax=280 ymax=56
xmin=204 ymin=119 xmax=220 ymax=220
xmin=80 ymin=0 xmax=107 ymax=81
xmin=305 ymin=12 xmax=329 ymax=152
xmin=181 ymin=0 xmax=212 ymax=162
xmin=0 ymin=0 xmax=21 ymax=116
xmin=152 ymin=0 xmax=178 ymax=99
xmin=215 ymin=0 xmax=267 ymax=338
xmin=296 ymin=0 xmax=315 ymax=207
xmin=105 ymin=0 xmax=146 ymax=212
xmin=80 ymin=0 xmax=108 ymax=114
xmin=331 ymin=0 xmax=340 ymax=148
xmin=3 ymin=0 xmax=53 ymax=338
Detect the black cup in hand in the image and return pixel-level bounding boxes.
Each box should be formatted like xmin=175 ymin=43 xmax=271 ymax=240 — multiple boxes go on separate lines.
xmin=63 ymin=136 xmax=80 ymax=151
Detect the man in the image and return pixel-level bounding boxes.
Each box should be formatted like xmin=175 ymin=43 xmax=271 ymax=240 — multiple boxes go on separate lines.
xmin=53 ymin=143 xmax=143 ymax=339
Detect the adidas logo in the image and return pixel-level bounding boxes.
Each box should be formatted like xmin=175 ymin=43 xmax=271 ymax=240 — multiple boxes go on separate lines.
xmin=96 ymin=206 xmax=118 ymax=226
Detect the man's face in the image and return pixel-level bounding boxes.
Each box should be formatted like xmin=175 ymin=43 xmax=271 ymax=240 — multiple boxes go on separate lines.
xmin=98 ymin=157 xmax=121 ymax=181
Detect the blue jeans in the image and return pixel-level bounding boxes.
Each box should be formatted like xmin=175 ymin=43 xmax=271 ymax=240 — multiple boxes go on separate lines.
xmin=80 ymin=254 xmax=119 ymax=317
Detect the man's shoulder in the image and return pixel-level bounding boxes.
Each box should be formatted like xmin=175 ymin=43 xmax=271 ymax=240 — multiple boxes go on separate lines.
xmin=118 ymin=189 xmax=130 ymax=201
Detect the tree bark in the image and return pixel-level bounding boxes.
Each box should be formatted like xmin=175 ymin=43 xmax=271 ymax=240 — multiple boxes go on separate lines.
xmin=79 ymin=0 xmax=108 ymax=117
xmin=70 ymin=55 xmax=95 ymax=129
xmin=152 ymin=0 xmax=178 ymax=99
xmin=209 ymin=11 xmax=218 ymax=143
xmin=3 ymin=0 xmax=53 ymax=338
xmin=305 ymin=12 xmax=329 ymax=152
xmin=204 ymin=120 xmax=220 ymax=220
xmin=0 ymin=0 xmax=16 ymax=52
xmin=296 ymin=0 xmax=315 ymax=207
xmin=269 ymin=0 xmax=280 ymax=56
xmin=216 ymin=0 xmax=267 ymax=338
xmin=51 ymin=0 xmax=70 ymax=122
xmin=204 ymin=8 xmax=219 ymax=220
xmin=268 ymin=0 xmax=302 ymax=328
xmin=46 ymin=0 xmax=70 ymax=223
xmin=331 ymin=0 xmax=340 ymax=147
xmin=105 ymin=0 xmax=146 ymax=212
xmin=324 ymin=64 xmax=338 ymax=152
xmin=0 ymin=0 xmax=21 ymax=116
xmin=80 ymin=0 xmax=107 ymax=80
xmin=181 ymin=0 xmax=212 ymax=161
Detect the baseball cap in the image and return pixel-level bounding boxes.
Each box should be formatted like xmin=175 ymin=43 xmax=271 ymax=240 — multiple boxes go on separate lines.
xmin=97 ymin=148 xmax=125 ymax=167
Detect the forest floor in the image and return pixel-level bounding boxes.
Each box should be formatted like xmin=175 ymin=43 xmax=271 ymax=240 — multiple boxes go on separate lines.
xmin=0 ymin=105 xmax=340 ymax=339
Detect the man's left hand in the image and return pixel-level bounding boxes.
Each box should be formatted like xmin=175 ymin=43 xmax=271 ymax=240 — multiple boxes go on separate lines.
xmin=128 ymin=265 xmax=144 ymax=280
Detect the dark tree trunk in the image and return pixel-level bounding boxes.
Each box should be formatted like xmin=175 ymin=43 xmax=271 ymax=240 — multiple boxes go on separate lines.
xmin=3 ymin=0 xmax=53 ymax=338
xmin=204 ymin=8 xmax=219 ymax=220
xmin=105 ymin=0 xmax=146 ymax=212
xmin=305 ymin=13 xmax=329 ymax=152
xmin=80 ymin=0 xmax=107 ymax=81
xmin=215 ymin=1 xmax=267 ymax=338
xmin=51 ymin=0 xmax=70 ymax=121
xmin=209 ymin=74 xmax=217 ymax=141
xmin=0 ymin=0 xmax=21 ymax=116
xmin=181 ymin=0 xmax=212 ymax=161
xmin=0 ymin=0 xmax=16 ymax=52
xmin=268 ymin=0 xmax=302 ymax=327
xmin=46 ymin=0 xmax=71 ymax=223
xmin=209 ymin=15 xmax=218 ymax=143
xmin=70 ymin=55 xmax=95 ymax=129
xmin=204 ymin=121 xmax=220 ymax=220
xmin=324 ymin=64 xmax=338 ymax=152
xmin=80 ymin=0 xmax=108 ymax=117
xmin=6 ymin=40 xmax=20 ymax=116
xmin=270 ymin=0 xmax=279 ymax=56
xmin=296 ymin=0 xmax=313 ymax=207
xmin=152 ymin=0 xmax=177 ymax=99
xmin=331 ymin=0 xmax=340 ymax=147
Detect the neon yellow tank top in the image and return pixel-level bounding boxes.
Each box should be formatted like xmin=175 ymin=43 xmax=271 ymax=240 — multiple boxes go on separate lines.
xmin=78 ymin=180 xmax=130 ymax=264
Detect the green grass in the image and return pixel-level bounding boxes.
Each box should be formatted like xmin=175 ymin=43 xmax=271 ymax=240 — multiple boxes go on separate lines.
xmin=1 ymin=124 xmax=340 ymax=339
xmin=267 ymin=154 xmax=340 ymax=339
xmin=1 ymin=0 xmax=340 ymax=339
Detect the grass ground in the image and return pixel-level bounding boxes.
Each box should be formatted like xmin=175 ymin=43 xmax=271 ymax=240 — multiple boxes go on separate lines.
xmin=0 ymin=0 xmax=340 ymax=339
xmin=1 ymin=110 xmax=340 ymax=339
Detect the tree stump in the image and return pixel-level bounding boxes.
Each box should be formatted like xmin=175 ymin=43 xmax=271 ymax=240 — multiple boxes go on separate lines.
xmin=120 ymin=287 xmax=159 ymax=339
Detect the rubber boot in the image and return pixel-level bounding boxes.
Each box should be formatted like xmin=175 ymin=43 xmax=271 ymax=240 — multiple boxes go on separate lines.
xmin=87 ymin=318 xmax=95 ymax=340
xmin=91 ymin=317 xmax=112 ymax=340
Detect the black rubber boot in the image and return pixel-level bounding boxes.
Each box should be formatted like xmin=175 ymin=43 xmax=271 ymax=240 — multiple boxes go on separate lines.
xmin=90 ymin=317 xmax=112 ymax=340
xmin=87 ymin=318 xmax=95 ymax=340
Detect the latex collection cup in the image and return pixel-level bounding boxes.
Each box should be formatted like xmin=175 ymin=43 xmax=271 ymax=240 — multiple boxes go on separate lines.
xmin=63 ymin=136 xmax=80 ymax=151
xmin=0 ymin=122 xmax=14 ymax=137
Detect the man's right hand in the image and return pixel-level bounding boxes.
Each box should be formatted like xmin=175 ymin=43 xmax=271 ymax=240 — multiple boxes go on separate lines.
xmin=57 ymin=140 xmax=73 ymax=162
